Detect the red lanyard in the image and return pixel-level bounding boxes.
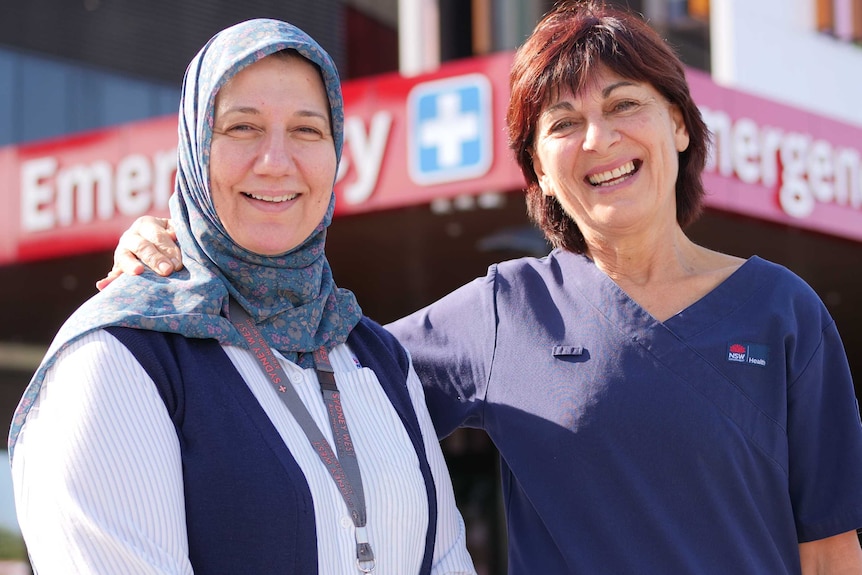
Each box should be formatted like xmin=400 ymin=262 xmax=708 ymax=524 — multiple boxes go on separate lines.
xmin=229 ymin=299 xmax=375 ymax=573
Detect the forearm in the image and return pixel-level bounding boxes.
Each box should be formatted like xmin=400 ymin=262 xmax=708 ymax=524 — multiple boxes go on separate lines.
xmin=799 ymin=530 xmax=862 ymax=575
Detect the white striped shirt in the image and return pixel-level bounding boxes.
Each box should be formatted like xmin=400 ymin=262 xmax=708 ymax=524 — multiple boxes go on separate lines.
xmin=12 ymin=329 xmax=477 ymax=575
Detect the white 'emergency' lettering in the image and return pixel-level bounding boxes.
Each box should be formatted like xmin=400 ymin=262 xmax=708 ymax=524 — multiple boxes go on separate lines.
xmin=701 ymin=106 xmax=862 ymax=219
xmin=20 ymin=149 xmax=177 ymax=233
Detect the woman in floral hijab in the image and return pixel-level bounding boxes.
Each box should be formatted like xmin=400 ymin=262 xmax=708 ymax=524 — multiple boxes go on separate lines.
xmin=11 ymin=19 xmax=476 ymax=575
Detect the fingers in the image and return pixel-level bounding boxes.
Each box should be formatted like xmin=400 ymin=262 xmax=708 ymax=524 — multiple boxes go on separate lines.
xmin=100 ymin=216 xmax=185 ymax=291
xmin=133 ymin=216 xmax=183 ymax=270
xmin=116 ymin=216 xmax=184 ymax=275
xmin=95 ymin=266 xmax=126 ymax=292
xmin=121 ymin=231 xmax=174 ymax=275
xmin=115 ymin=241 xmax=150 ymax=275
xmin=163 ymin=219 xmax=179 ymax=241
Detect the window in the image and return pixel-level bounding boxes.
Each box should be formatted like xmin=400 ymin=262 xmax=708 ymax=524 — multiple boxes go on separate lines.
xmin=645 ymin=0 xmax=710 ymax=30
xmin=816 ymin=0 xmax=862 ymax=42
xmin=641 ymin=0 xmax=711 ymax=71
xmin=688 ymin=0 xmax=709 ymax=21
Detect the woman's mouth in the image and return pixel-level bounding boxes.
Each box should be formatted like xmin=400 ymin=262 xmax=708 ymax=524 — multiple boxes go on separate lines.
xmin=587 ymin=160 xmax=640 ymax=187
xmin=244 ymin=192 xmax=299 ymax=202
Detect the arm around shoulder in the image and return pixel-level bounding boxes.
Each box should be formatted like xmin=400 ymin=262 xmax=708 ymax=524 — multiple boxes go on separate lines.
xmin=387 ymin=271 xmax=499 ymax=438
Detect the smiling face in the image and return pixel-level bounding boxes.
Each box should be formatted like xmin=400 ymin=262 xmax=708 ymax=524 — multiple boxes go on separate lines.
xmin=209 ymin=53 xmax=336 ymax=256
xmin=531 ymin=66 xmax=690 ymax=247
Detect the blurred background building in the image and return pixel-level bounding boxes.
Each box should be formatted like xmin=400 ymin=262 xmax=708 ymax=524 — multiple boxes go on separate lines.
xmin=0 ymin=0 xmax=860 ymax=573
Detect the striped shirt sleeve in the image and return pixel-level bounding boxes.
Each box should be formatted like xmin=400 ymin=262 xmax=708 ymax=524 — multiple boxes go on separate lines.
xmin=12 ymin=330 xmax=193 ymax=575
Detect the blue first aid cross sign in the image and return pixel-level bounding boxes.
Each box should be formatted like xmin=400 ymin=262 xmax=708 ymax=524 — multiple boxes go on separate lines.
xmin=407 ymin=73 xmax=493 ymax=185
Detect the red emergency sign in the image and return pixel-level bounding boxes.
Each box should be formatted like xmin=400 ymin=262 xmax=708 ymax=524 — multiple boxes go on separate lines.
xmin=0 ymin=52 xmax=860 ymax=265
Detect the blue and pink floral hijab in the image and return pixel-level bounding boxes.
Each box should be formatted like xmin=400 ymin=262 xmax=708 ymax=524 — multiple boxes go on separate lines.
xmin=10 ymin=19 xmax=361 ymax=454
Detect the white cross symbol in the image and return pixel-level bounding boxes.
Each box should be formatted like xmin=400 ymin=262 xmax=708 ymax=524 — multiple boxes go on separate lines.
xmin=418 ymin=92 xmax=478 ymax=168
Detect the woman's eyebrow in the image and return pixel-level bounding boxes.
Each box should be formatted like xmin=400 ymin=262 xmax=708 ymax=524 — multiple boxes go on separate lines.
xmin=219 ymin=105 xmax=260 ymax=116
xmin=603 ymin=80 xmax=636 ymax=97
xmin=218 ymin=106 xmax=327 ymax=121
xmin=542 ymin=101 xmax=575 ymax=116
xmin=541 ymin=80 xmax=639 ymax=118
xmin=295 ymin=109 xmax=329 ymax=121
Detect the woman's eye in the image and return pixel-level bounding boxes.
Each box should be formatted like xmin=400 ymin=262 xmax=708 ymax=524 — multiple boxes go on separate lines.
xmin=611 ymin=100 xmax=638 ymax=113
xmin=549 ymin=119 xmax=579 ymax=133
xmin=294 ymin=125 xmax=327 ymax=139
xmin=213 ymin=123 xmax=256 ymax=136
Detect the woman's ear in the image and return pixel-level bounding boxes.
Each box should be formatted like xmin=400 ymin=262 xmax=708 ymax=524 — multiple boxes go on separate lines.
xmin=670 ymin=105 xmax=690 ymax=153
xmin=531 ymin=150 xmax=555 ymax=197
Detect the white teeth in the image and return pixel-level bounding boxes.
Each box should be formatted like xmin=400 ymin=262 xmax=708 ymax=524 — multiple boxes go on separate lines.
xmin=248 ymin=193 xmax=298 ymax=202
xmin=588 ymin=161 xmax=636 ymax=186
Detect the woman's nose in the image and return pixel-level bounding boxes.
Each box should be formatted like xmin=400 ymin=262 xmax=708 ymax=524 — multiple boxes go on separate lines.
xmin=255 ymin=133 xmax=296 ymax=175
xmin=583 ymin=118 xmax=619 ymax=152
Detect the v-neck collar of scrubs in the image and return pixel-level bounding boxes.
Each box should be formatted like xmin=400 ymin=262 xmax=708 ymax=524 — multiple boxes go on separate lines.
xmin=557 ymin=250 xmax=768 ymax=344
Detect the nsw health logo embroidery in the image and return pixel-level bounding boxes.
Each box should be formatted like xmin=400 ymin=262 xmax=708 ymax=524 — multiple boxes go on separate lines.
xmin=726 ymin=342 xmax=769 ymax=368
xmin=407 ymin=73 xmax=492 ymax=185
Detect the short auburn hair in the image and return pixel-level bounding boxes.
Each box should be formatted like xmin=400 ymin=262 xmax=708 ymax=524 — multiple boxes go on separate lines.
xmin=507 ymin=0 xmax=710 ymax=253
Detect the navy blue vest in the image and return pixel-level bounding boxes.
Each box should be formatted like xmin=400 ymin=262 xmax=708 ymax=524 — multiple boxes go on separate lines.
xmin=107 ymin=317 xmax=437 ymax=575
